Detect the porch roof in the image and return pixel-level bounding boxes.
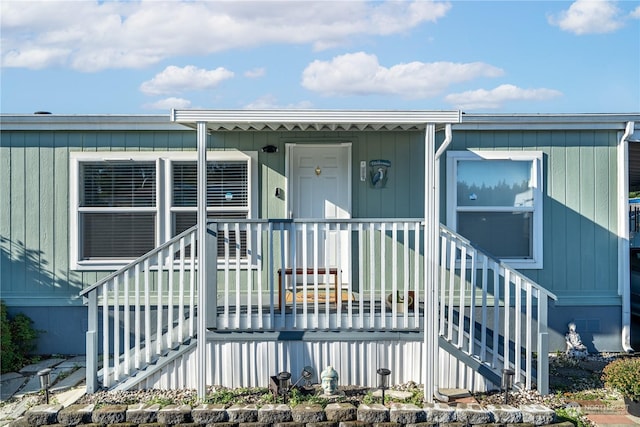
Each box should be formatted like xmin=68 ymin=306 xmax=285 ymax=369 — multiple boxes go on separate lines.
xmin=170 ymin=109 xmax=462 ymax=132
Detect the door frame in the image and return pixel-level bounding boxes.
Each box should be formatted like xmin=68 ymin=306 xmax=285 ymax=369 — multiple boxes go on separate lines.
xmin=285 ymin=143 xmax=352 ymax=220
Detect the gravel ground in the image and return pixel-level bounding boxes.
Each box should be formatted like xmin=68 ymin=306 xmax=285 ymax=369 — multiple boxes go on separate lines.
xmin=2 ymin=352 xmax=632 ymax=427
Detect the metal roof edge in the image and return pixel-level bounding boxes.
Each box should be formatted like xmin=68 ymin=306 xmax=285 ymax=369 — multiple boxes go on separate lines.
xmin=456 ymin=113 xmax=640 ymax=130
xmin=170 ymin=109 xmax=463 ymax=124
xmin=0 ymin=114 xmax=190 ymax=131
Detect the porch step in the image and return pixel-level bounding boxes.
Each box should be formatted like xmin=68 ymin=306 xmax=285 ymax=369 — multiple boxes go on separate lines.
xmin=110 ymin=340 xmax=197 ymax=391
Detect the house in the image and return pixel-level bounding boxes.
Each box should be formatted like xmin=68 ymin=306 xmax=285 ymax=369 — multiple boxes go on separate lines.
xmin=1 ymin=111 xmax=638 ymax=400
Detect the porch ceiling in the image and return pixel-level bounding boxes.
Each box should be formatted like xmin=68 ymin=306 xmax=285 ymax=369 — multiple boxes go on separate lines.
xmin=170 ymin=109 xmax=462 ymax=132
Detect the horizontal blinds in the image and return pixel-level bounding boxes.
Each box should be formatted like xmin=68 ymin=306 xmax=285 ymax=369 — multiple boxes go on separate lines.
xmin=81 ymin=162 xmax=156 ymax=207
xmin=172 ymin=161 xmax=248 ymax=207
xmin=82 ymin=212 xmax=156 ymax=259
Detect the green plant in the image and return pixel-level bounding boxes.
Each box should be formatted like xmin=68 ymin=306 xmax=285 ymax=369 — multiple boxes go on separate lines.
xmin=555 ymin=406 xmax=588 ymax=427
xmin=145 ymin=396 xmax=175 ymax=408
xmin=602 ymin=357 xmax=640 ymax=401
xmin=1 ymin=301 xmax=40 ymax=373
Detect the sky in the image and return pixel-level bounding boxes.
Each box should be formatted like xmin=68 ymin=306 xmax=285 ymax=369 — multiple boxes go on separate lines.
xmin=1 ymin=0 xmax=639 ymax=115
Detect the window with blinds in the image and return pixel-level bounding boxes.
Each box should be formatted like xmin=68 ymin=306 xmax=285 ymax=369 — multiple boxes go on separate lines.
xmin=79 ymin=162 xmax=157 ymax=260
xmin=172 ymin=161 xmax=250 ymax=258
xmin=71 ymin=152 xmax=255 ymax=269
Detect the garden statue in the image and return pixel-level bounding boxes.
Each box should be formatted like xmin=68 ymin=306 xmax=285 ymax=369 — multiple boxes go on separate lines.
xmin=320 ymin=366 xmax=340 ymax=396
xmin=565 ymin=322 xmax=588 ymax=358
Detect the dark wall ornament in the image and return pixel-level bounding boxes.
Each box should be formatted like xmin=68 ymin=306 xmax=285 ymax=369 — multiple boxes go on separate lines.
xmin=369 ymin=159 xmax=391 ymax=188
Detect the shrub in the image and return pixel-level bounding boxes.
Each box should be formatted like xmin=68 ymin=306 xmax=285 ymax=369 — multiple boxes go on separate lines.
xmin=602 ymin=357 xmax=640 ymax=401
xmin=0 ymin=300 xmax=39 ymax=373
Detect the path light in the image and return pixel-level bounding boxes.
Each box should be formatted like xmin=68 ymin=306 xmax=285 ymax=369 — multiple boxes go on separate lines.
xmin=502 ymin=368 xmax=515 ymax=404
xmin=38 ymin=368 xmax=52 ymax=404
xmin=277 ymin=371 xmax=291 ymax=402
xmin=377 ymin=368 xmax=391 ymax=405
xmin=292 ymin=365 xmax=314 ymax=389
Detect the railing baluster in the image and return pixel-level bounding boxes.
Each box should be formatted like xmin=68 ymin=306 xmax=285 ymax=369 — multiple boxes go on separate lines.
xmin=368 ymin=223 xmax=375 ymax=327
xmin=468 ymin=249 xmax=477 ymax=356
xmin=156 ymin=249 xmax=164 ymax=356
xmin=480 ymin=255 xmax=488 ymax=361
xmin=178 ymin=237 xmax=186 ymax=343
xmin=167 ymin=242 xmax=175 ymax=349
xmin=313 ymin=223 xmax=319 ymax=327
xmin=102 ymin=283 xmax=110 ymax=388
xmin=457 ymin=245 xmax=467 ymax=349
xmin=123 ymin=272 xmax=130 ymax=375
xmin=358 ymin=223 xmax=365 ymax=329
xmin=514 ymin=275 xmax=522 ymax=383
xmin=113 ymin=275 xmax=120 ymax=381
xmin=301 ymin=223 xmax=308 ymax=329
xmin=346 ymin=223 xmax=353 ymax=329
xmin=235 ymin=223 xmax=241 ymax=329
xmin=246 ymin=223 xmax=253 ymax=330
xmin=144 ymin=258 xmax=151 ymax=364
xmin=256 ymin=223 xmax=264 ymax=329
xmin=223 ymin=223 xmax=230 ymax=321
xmin=492 ymin=261 xmax=500 ymax=368
xmin=503 ymin=268 xmax=511 ymax=371
xmin=189 ymin=232 xmax=196 ymax=338
xmin=525 ymin=281 xmax=533 ymax=389
xmin=391 ymin=222 xmax=398 ymax=329
xmin=439 ymin=233 xmax=447 ymax=336
xmin=134 ymin=263 xmax=141 ymax=370
xmin=402 ymin=222 xmax=409 ymax=328
xmin=380 ymin=222 xmax=386 ymax=328
xmin=335 ymin=222 xmax=342 ymax=329
xmin=447 ymin=241 xmax=456 ymax=341
xmin=324 ymin=222 xmax=330 ymax=325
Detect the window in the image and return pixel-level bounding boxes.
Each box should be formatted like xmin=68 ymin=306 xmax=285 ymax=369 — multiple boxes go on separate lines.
xmin=447 ymin=151 xmax=543 ymax=269
xmin=70 ymin=151 xmax=256 ymax=270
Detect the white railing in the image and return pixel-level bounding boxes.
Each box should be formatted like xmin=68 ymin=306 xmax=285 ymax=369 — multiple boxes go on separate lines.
xmin=213 ymin=219 xmax=424 ymax=331
xmin=80 ymin=227 xmax=198 ymax=393
xmin=81 ymin=219 xmax=555 ymax=394
xmin=439 ymin=225 xmax=557 ymax=394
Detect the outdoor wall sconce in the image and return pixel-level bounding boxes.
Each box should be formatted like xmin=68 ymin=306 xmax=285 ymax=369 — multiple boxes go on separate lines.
xmin=502 ymin=368 xmax=515 ymax=404
xmin=261 ymin=145 xmax=278 ymax=153
xmin=377 ymin=368 xmax=391 ymax=404
xmin=38 ymin=368 xmax=52 ymax=404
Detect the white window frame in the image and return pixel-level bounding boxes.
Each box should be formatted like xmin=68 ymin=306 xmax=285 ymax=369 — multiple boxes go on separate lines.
xmin=446 ymin=150 xmax=543 ymax=269
xmin=70 ymin=150 xmax=257 ymax=270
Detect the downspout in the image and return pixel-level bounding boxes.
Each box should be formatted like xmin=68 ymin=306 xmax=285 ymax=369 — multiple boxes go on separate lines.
xmin=619 ymin=121 xmax=634 ymax=353
xmin=424 ymin=124 xmax=453 ymax=403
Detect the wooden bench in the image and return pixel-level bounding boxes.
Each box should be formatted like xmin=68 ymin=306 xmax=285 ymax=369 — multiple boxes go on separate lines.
xmin=277 ymin=268 xmax=339 ymax=309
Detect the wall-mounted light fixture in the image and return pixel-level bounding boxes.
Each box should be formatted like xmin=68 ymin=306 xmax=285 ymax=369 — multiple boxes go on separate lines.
xmin=261 ymin=145 xmax=278 ymax=153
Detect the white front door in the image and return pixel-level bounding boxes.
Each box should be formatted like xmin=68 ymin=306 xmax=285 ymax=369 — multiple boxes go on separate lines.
xmin=288 ymin=144 xmax=351 ymax=275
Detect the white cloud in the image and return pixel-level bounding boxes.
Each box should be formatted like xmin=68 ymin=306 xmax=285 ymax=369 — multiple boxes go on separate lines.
xmin=630 ymin=5 xmax=640 ymax=19
xmin=140 ymin=65 xmax=234 ymax=96
xmin=243 ymin=94 xmax=314 ymax=110
xmin=548 ymin=0 xmax=624 ymax=35
xmin=1 ymin=0 xmax=451 ymax=71
xmin=245 ymin=68 xmax=266 ymax=79
xmin=301 ymin=52 xmax=504 ymax=99
xmin=445 ymin=84 xmax=563 ymax=110
xmin=143 ymin=97 xmax=193 ymax=111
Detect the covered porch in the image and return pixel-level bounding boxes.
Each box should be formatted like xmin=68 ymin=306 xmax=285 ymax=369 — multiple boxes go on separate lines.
xmin=80 ymin=110 xmax=555 ymax=401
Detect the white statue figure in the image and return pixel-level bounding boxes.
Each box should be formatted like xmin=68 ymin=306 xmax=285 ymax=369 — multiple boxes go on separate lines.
xmin=565 ymin=322 xmax=588 ymax=358
xmin=320 ymin=366 xmax=339 ymax=396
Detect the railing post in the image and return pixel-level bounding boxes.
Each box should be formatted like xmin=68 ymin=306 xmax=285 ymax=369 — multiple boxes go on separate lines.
xmin=537 ymin=294 xmax=550 ymax=394
xmin=85 ymin=290 xmax=98 ymax=393
xmin=206 ymin=221 xmax=218 ymax=329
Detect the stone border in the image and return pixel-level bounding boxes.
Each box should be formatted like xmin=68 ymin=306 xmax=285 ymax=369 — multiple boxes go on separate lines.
xmin=6 ymin=401 xmax=568 ymax=427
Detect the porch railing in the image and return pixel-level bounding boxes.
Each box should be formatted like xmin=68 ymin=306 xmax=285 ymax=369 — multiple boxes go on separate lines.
xmin=81 ymin=219 xmax=556 ymax=393
xmin=439 ymin=225 xmax=557 ymax=394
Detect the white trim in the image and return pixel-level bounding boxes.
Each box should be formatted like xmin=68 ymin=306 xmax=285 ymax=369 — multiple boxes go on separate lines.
xmin=446 ymin=150 xmax=544 ymax=269
xmin=70 ymin=150 xmax=257 ymax=270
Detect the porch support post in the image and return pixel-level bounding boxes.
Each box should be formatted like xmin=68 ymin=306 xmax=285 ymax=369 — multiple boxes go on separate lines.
xmin=197 ymin=121 xmax=208 ymax=398
xmin=423 ymin=123 xmax=438 ymax=403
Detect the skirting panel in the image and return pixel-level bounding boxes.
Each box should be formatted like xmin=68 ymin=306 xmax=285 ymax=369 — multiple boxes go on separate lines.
xmin=133 ymin=338 xmax=494 ymax=393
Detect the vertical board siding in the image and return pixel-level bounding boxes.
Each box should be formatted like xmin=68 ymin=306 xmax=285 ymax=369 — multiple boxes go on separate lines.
xmin=3 ymin=126 xmax=621 ymax=307
xmin=1 ymin=129 xmax=195 ymax=305
xmin=446 ymin=129 xmax=619 ymax=300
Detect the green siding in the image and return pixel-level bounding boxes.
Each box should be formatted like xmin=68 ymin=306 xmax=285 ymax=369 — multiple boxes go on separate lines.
xmin=445 ymin=129 xmax=620 ymax=304
xmin=1 ymin=126 xmax=622 ymax=307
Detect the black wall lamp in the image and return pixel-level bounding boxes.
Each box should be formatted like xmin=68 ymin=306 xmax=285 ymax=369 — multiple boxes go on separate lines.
xmin=261 ymin=145 xmax=278 ymax=153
